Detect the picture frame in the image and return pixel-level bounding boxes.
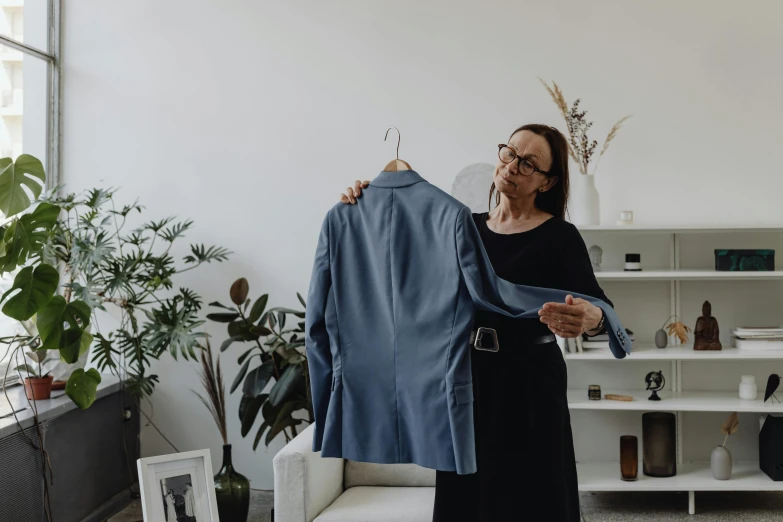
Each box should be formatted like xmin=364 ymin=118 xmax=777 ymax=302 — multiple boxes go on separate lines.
xmin=137 ymin=448 xmax=220 ymax=522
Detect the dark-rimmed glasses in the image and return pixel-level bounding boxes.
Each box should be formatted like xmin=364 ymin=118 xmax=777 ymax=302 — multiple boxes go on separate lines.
xmin=497 ymin=144 xmax=550 ymax=176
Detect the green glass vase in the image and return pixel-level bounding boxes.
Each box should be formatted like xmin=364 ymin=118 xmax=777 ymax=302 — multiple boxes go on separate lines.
xmin=214 ymin=444 xmax=250 ymax=522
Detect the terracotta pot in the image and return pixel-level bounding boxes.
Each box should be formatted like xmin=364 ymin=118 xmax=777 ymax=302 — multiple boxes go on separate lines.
xmin=24 ymin=375 xmax=54 ymax=400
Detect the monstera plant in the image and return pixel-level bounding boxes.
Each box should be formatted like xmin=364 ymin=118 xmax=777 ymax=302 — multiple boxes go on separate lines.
xmin=0 ymin=154 xmax=97 ymax=408
xmin=208 ymin=278 xmax=312 ymax=449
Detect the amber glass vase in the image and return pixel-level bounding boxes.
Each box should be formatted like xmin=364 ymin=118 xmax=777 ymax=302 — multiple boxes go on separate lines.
xmin=620 ymin=435 xmax=638 ymax=481
xmin=214 ymin=444 xmax=250 ymax=522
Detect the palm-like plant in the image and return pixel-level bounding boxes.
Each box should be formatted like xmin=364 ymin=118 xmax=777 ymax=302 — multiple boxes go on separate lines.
xmin=208 ymin=278 xmax=311 ymax=449
xmin=38 ymin=186 xmax=231 ymax=399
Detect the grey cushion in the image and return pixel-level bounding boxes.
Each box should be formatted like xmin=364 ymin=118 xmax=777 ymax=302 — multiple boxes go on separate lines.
xmin=344 ymin=460 xmax=436 ymax=488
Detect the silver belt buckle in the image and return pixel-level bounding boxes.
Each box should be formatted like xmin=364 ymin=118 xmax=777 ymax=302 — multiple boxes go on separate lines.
xmin=472 ymin=327 xmax=499 ymax=352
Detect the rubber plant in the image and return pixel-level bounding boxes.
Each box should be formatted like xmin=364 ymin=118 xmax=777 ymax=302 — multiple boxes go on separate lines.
xmin=0 ymin=154 xmax=97 ymax=408
xmin=208 ymin=278 xmax=312 ymax=449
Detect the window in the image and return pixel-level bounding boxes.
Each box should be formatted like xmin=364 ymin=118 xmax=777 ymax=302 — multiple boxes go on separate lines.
xmin=0 ymin=0 xmax=60 ymax=385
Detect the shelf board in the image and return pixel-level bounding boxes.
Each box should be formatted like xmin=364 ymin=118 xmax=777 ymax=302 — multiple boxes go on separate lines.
xmin=577 ymin=461 xmax=783 ymax=491
xmin=577 ymin=224 xmax=783 ymax=234
xmin=594 ymin=269 xmax=783 ymax=281
xmin=565 ymin=344 xmax=783 ymax=360
xmin=567 ymin=389 xmax=783 ymax=412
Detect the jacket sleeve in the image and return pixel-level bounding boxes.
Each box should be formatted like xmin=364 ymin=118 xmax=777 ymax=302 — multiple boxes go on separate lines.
xmin=304 ymin=212 xmax=334 ymax=451
xmin=455 ymin=207 xmax=630 ymax=359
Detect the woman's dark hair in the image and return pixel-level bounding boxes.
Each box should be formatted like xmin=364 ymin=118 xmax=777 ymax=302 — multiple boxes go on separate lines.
xmin=488 ymin=124 xmax=570 ymax=219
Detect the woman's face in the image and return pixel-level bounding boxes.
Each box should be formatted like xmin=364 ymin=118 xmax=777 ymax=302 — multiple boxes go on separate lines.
xmin=493 ymin=130 xmax=555 ymax=200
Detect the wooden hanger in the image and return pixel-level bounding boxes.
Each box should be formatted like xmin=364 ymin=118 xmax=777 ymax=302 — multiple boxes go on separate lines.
xmin=383 ymin=127 xmax=412 ymax=172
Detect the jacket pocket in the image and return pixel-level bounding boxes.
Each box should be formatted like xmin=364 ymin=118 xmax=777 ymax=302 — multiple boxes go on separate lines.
xmin=453 ymin=382 xmax=474 ymax=405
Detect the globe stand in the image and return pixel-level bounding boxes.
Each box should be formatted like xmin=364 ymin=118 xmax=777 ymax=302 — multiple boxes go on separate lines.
xmin=648 ymin=389 xmax=662 ymax=401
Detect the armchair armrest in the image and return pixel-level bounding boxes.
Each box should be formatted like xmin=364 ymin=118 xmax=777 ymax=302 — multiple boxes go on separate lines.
xmin=273 ymin=422 xmax=345 ymax=522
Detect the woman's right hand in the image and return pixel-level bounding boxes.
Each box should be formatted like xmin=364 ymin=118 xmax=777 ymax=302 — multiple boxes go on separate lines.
xmin=339 ymin=180 xmax=370 ymax=204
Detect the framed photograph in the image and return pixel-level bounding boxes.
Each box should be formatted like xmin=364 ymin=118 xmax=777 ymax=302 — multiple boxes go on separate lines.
xmin=137 ymin=449 xmax=220 ymax=522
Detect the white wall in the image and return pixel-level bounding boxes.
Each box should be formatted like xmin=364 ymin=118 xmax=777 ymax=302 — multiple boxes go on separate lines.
xmin=62 ymin=0 xmax=783 ymax=489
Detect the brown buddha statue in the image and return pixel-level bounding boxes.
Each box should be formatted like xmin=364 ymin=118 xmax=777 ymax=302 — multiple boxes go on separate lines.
xmin=693 ymin=300 xmax=722 ymax=350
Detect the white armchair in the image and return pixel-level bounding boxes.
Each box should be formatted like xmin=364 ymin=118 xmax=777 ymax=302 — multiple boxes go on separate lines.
xmin=273 ymin=423 xmax=436 ymax=522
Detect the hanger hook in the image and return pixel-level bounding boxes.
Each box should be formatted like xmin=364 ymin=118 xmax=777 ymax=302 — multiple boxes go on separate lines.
xmin=384 ymin=127 xmax=401 ymax=160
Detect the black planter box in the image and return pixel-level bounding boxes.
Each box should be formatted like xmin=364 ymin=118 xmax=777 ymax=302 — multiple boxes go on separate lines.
xmin=715 ymin=249 xmax=774 ymax=271
xmin=759 ymin=414 xmax=783 ymax=481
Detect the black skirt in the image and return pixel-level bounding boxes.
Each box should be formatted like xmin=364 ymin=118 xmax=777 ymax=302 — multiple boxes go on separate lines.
xmin=432 ymin=339 xmax=580 ymax=522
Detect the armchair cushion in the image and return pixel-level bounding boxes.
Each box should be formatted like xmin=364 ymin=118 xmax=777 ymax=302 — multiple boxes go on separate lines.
xmin=344 ymin=461 xmax=436 ymax=488
xmin=314 ymin=486 xmax=435 ymax=522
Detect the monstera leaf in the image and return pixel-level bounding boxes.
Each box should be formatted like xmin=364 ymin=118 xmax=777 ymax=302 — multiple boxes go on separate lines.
xmin=0 ymin=202 xmax=61 ymax=272
xmin=0 ymin=154 xmax=46 ymax=218
xmin=0 ymin=264 xmax=59 ymax=321
xmin=36 ymin=296 xmax=92 ymax=362
xmin=65 ymin=368 xmax=102 ymax=409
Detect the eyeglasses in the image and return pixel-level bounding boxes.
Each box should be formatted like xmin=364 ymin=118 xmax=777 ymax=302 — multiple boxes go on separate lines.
xmin=497 ymin=144 xmax=549 ymax=176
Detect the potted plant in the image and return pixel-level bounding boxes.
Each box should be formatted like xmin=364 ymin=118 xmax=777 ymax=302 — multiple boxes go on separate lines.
xmin=0 ymin=154 xmax=96 ymax=408
xmin=193 ymin=339 xmax=250 ymax=522
xmin=208 ymin=278 xmax=311 ymax=451
xmin=539 ymin=78 xmax=631 ymax=226
xmin=655 ymin=315 xmax=693 ymax=348
xmin=15 ymin=350 xmax=56 ymax=400
xmin=40 ymin=183 xmax=230 ymax=402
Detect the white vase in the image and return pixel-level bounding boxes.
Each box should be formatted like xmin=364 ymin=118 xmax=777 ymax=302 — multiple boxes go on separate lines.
xmin=568 ymin=173 xmax=600 ymax=226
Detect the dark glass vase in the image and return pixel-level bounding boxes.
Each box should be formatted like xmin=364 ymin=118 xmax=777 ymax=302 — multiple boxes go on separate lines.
xmin=620 ymin=435 xmax=638 ymax=481
xmin=214 ymin=444 xmax=250 ymax=522
xmin=642 ymin=412 xmax=677 ymax=477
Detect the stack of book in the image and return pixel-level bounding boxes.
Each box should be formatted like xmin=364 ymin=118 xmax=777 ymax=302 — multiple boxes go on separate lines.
xmin=565 ymin=329 xmax=634 ymax=353
xmin=732 ymin=327 xmax=783 ymax=350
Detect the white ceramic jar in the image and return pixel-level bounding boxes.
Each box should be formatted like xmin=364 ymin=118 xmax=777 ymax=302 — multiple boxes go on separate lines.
xmin=739 ymin=375 xmax=758 ymax=400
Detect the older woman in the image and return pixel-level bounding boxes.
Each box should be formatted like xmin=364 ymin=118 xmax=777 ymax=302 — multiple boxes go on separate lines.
xmin=338 ymin=124 xmax=612 ymax=521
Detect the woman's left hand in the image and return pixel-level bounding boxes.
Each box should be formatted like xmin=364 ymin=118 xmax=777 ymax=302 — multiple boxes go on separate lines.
xmin=538 ymin=294 xmax=603 ymax=338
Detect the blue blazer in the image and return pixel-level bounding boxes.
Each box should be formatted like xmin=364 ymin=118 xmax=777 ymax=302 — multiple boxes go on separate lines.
xmin=305 ymin=169 xmax=629 ymax=475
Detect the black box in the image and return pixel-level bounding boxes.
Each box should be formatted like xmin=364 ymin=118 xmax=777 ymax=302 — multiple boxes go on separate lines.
xmin=759 ymin=414 xmax=783 ymax=481
xmin=714 ymin=249 xmax=774 ymax=271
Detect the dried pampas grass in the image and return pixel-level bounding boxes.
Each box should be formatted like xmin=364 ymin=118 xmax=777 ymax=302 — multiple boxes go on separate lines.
xmin=539 ymin=78 xmax=631 ymax=175
xmin=194 ymin=339 xmax=228 ymax=444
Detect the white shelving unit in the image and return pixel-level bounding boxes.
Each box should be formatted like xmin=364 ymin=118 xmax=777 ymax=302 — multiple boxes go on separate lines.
xmin=570 ymin=224 xmax=783 ymax=515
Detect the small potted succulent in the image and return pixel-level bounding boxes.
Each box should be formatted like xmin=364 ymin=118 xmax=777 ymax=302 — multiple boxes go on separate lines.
xmin=711 ymin=411 xmax=739 ymax=480
xmin=15 ymin=350 xmax=55 ymax=400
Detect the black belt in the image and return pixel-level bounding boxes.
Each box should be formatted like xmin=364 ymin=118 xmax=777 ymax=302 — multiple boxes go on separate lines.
xmin=469 ymin=327 xmax=556 ymax=353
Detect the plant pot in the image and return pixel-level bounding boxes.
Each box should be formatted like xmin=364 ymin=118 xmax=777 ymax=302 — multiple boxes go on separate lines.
xmin=568 ymin=174 xmax=600 ymax=226
xmin=24 ymin=375 xmax=54 ymax=400
xmin=711 ymin=445 xmax=732 ymax=480
xmin=214 ymin=444 xmax=250 ymax=522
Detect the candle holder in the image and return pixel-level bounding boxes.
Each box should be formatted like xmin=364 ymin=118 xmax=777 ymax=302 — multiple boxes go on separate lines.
xmin=620 ymin=435 xmax=638 ymax=481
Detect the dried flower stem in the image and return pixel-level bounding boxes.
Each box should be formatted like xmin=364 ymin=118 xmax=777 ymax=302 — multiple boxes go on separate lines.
xmin=539 ymin=78 xmax=631 ymax=175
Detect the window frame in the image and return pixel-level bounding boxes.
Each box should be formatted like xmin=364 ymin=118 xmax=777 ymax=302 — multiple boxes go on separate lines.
xmin=0 ymin=0 xmax=60 ymax=375
xmin=0 ymin=0 xmax=61 ymax=189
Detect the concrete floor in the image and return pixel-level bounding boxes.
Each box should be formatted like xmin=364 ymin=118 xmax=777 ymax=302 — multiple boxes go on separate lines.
xmin=107 ymin=490 xmax=783 ymax=521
